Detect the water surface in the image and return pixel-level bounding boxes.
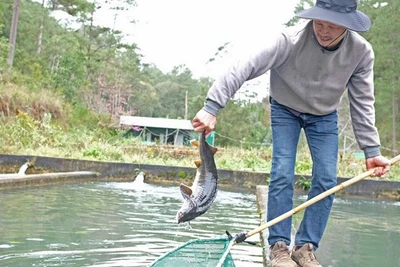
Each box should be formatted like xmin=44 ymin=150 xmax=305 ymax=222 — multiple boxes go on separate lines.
xmin=317 ymin=196 xmax=400 ymax=267
xmin=0 ymin=182 xmax=262 ymax=266
xmin=0 ymin=181 xmax=399 ymax=267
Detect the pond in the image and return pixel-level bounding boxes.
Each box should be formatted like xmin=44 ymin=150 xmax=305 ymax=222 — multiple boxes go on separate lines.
xmin=0 ymin=181 xmax=399 ymax=267
xmin=0 ymin=182 xmax=262 ymax=266
xmin=318 ymin=196 xmax=400 ymax=267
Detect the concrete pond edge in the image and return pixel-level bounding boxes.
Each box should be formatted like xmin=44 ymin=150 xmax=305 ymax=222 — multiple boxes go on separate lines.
xmin=0 ymin=154 xmax=399 ymax=201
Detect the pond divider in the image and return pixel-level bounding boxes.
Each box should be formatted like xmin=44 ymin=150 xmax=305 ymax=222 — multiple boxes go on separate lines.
xmin=0 ymin=171 xmax=99 ymax=189
xmin=0 ymin=154 xmax=399 ymax=200
xmin=256 ymin=185 xmax=269 ymax=267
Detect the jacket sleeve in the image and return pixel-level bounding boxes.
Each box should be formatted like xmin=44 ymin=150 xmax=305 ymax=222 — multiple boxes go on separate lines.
xmin=205 ymin=31 xmax=292 ymax=112
xmin=347 ymin=47 xmax=381 ymax=157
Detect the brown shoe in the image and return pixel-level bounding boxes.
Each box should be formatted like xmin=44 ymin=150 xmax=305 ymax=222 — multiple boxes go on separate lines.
xmin=291 ymin=243 xmax=322 ymax=267
xmin=269 ymin=241 xmax=298 ymax=267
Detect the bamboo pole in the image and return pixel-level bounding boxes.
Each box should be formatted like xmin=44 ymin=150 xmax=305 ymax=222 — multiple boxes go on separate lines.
xmin=245 ymin=154 xmax=400 ymax=239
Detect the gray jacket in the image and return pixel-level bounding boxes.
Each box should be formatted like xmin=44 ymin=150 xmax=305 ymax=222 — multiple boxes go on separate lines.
xmin=204 ymin=21 xmax=380 ymax=157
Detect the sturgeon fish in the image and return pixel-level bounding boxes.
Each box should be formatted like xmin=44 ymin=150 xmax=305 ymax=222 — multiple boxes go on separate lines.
xmin=176 ymin=131 xmax=218 ymax=223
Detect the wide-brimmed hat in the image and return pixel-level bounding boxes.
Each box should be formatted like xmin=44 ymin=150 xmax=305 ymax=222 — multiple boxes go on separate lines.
xmin=296 ymin=0 xmax=371 ymax=32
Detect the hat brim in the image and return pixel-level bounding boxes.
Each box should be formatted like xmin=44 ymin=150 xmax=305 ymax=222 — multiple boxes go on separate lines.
xmin=296 ymin=6 xmax=371 ymax=32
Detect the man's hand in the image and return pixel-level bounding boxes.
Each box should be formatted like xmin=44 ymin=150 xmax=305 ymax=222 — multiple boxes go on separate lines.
xmin=192 ymin=109 xmax=216 ymax=137
xmin=366 ymin=155 xmax=391 ymax=177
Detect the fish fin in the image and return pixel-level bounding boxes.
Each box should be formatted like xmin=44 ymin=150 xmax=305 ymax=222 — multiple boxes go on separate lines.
xmin=179 ymin=183 xmax=193 ymax=199
xmin=194 ymin=160 xmax=201 ymax=168
xmin=208 ymin=145 xmax=218 ymax=155
xmin=190 ymin=139 xmax=199 ymax=147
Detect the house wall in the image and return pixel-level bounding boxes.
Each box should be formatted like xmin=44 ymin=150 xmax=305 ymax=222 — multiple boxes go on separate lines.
xmin=124 ymin=127 xmax=194 ymax=145
xmin=122 ymin=127 xmax=213 ymax=146
xmin=175 ymin=134 xmax=184 ymax=145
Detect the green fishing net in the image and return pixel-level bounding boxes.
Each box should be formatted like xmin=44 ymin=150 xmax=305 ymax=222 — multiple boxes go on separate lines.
xmin=151 ymin=237 xmax=236 ymax=267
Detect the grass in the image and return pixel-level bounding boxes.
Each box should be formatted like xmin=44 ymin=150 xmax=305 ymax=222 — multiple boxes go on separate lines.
xmin=1 ymin=111 xmax=399 ymax=181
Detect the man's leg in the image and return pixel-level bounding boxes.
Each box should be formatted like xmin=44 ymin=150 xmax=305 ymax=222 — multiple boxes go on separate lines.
xmin=294 ymin=110 xmax=339 ymax=249
xmin=268 ymin=99 xmax=302 ymax=246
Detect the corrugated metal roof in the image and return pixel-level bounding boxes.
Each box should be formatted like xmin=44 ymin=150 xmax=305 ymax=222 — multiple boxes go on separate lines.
xmin=120 ymin=116 xmax=194 ymax=130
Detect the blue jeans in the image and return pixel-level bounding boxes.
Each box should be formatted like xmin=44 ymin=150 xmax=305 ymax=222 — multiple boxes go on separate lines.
xmin=267 ymin=99 xmax=338 ymax=249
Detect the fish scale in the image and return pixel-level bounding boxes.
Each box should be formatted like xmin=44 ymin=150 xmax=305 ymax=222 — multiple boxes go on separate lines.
xmin=175 ymin=131 xmax=219 ymax=223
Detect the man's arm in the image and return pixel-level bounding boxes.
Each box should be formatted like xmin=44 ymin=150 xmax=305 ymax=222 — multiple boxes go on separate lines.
xmin=347 ymin=47 xmax=390 ymax=176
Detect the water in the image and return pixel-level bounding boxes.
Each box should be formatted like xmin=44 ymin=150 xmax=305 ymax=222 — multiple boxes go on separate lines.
xmin=317 ymin=197 xmax=400 ymax=267
xmin=0 ymin=182 xmax=399 ymax=267
xmin=0 ymin=182 xmax=262 ymax=267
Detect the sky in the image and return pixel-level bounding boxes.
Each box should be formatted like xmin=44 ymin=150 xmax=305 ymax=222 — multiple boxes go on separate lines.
xmin=91 ymin=0 xmax=301 ymax=100
xmin=94 ymin=0 xmax=299 ymax=78
xmin=48 ymin=0 xmax=301 ymax=101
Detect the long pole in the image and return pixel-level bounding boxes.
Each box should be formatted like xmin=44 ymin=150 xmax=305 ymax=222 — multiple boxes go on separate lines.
xmin=184 ymin=90 xmax=188 ymax=120
xmin=392 ymin=90 xmax=397 ymax=157
xmin=244 ymin=154 xmax=400 ymax=239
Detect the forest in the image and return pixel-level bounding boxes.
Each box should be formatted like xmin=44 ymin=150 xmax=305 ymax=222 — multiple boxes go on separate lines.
xmin=0 ymin=0 xmax=399 ymax=173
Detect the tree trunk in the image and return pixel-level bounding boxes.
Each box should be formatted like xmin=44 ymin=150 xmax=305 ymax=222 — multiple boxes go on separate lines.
xmin=392 ymin=89 xmax=397 ymax=157
xmin=37 ymin=0 xmax=46 ymax=54
xmin=7 ymin=0 xmax=21 ymax=71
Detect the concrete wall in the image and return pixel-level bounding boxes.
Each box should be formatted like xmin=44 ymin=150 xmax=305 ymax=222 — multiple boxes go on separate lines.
xmin=1 ymin=154 xmax=399 ymax=199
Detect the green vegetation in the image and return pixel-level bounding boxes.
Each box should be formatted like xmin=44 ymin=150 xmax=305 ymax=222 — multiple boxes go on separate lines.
xmin=1 ymin=92 xmax=399 ymax=181
xmin=296 ymin=176 xmax=312 ymax=191
xmin=0 ymin=1 xmax=399 ymax=181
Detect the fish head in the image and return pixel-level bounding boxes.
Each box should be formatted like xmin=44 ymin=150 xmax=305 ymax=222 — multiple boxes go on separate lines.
xmin=176 ymin=198 xmax=198 ymax=224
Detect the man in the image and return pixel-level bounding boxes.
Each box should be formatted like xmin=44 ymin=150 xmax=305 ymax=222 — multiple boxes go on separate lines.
xmin=192 ymin=0 xmax=391 ymax=266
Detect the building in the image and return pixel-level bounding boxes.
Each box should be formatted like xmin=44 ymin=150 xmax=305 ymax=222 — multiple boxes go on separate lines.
xmin=120 ymin=116 xmax=215 ymax=146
